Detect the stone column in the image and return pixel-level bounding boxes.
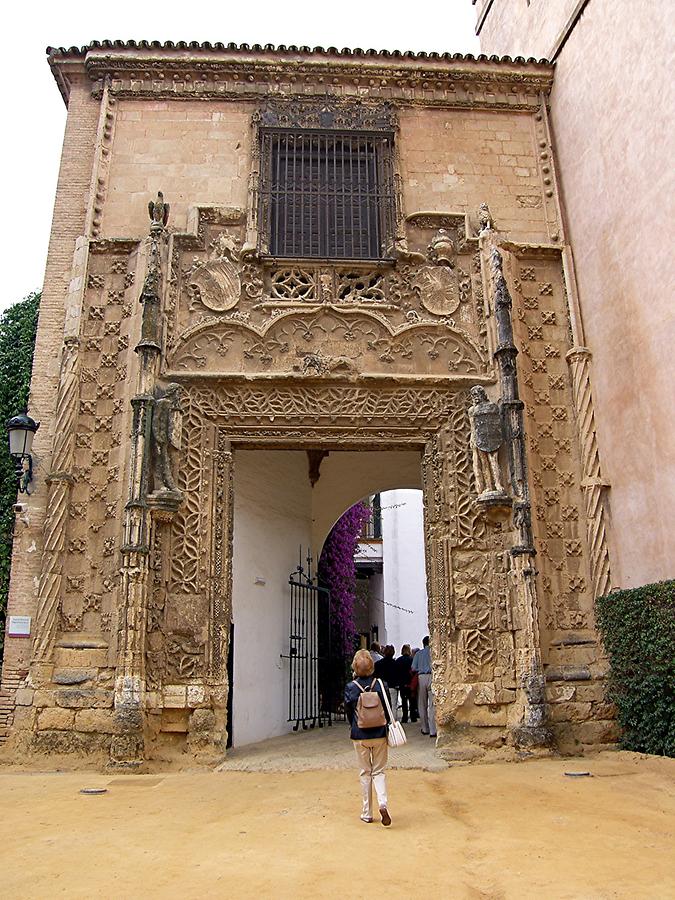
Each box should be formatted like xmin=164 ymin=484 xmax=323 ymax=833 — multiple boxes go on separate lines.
xmin=111 ymin=214 xmax=165 ymax=766
xmin=31 ymin=335 xmax=80 ymax=674
xmin=187 ymin=428 xmax=234 ymax=756
xmin=485 ymin=239 xmax=549 ymax=748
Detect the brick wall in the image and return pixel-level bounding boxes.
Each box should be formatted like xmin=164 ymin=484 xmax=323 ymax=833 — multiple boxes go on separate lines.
xmin=1 ymin=76 xmax=100 ymax=742
xmin=400 ymin=107 xmax=548 ymax=242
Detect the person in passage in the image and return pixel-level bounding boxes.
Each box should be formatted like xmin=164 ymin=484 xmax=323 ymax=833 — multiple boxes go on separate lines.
xmin=396 ymin=644 xmax=417 ymax=724
xmin=412 ymin=635 xmax=436 ymax=737
xmin=375 ymin=644 xmax=400 ymax=721
xmin=369 ymin=641 xmax=383 ymax=663
xmin=344 ymin=649 xmax=393 ymax=826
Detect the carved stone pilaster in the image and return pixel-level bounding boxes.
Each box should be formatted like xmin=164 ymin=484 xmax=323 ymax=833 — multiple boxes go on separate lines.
xmin=32 ymin=336 xmax=80 ymax=669
xmin=489 ymin=245 xmax=533 ymax=551
xmin=205 ymin=430 xmax=234 ymax=749
xmin=112 ymin=201 xmax=169 ymax=765
xmin=112 ymin=396 xmax=153 ymax=767
xmin=566 ymin=347 xmax=612 ymax=599
xmin=484 ymin=238 xmax=549 ymax=748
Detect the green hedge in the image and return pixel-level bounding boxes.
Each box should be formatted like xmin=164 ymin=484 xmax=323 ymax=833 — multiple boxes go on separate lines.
xmin=0 ymin=292 xmax=40 ymax=663
xmin=596 ymin=580 xmax=675 ymax=758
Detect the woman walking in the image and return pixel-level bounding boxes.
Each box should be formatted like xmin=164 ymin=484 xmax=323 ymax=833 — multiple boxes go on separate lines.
xmin=344 ymin=649 xmax=392 ymax=826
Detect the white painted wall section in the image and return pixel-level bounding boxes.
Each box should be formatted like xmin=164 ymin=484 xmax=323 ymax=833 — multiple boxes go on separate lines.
xmin=382 ymin=489 xmax=428 ymax=652
xmin=231 ymin=450 xmax=312 ymax=747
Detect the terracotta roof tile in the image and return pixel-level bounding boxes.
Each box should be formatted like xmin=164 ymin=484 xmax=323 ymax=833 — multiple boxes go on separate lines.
xmin=45 ymin=39 xmax=550 ymax=66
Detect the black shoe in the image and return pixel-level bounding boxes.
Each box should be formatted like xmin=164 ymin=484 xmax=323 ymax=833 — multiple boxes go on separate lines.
xmin=421 ymin=729 xmax=429 ymax=735
xmin=379 ymin=807 xmax=391 ymax=827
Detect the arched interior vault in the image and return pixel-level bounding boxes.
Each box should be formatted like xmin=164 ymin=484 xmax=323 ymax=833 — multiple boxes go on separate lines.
xmin=311 ymin=450 xmax=423 ymax=550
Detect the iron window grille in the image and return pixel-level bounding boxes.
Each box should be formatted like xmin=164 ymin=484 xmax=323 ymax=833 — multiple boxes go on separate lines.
xmin=259 ymin=130 xmax=397 ymax=261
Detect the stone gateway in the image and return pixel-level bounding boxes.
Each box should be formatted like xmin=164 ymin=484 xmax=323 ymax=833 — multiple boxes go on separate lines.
xmin=1 ymin=42 xmax=619 ymax=765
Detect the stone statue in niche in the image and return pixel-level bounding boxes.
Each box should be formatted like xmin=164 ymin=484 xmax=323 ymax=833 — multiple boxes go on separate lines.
xmin=188 ymin=232 xmax=241 ymax=312
xmin=468 ymin=386 xmax=506 ymax=498
xmin=150 ymin=383 xmax=183 ymax=501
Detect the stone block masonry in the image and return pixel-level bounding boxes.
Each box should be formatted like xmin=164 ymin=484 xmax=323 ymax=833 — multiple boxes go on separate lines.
xmin=0 ymin=43 xmax=617 ymax=763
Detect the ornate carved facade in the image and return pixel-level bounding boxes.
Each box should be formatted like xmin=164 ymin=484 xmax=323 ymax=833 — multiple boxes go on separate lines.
xmin=1 ymin=43 xmax=617 ymax=762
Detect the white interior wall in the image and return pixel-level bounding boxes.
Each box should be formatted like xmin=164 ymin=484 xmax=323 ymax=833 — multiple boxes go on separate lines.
xmin=381 ymin=489 xmax=429 ymax=653
xmin=311 ymin=450 xmax=422 ymax=550
xmin=231 ymin=449 xmax=312 ymax=747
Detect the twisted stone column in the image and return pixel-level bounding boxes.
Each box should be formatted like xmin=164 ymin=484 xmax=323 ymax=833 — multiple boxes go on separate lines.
xmin=32 ymin=336 xmax=80 ymax=666
xmin=566 ymin=347 xmax=612 ymax=599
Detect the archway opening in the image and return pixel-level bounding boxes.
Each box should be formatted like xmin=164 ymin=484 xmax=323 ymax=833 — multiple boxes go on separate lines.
xmin=227 ymin=447 xmax=438 ymax=764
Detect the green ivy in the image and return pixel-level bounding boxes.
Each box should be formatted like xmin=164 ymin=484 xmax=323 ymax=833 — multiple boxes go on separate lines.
xmin=596 ymin=580 xmax=675 ymax=757
xmin=0 ymin=292 xmax=41 ymax=663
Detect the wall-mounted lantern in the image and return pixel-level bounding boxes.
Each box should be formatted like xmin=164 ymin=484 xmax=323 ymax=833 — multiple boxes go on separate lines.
xmin=7 ymin=412 xmax=40 ymax=494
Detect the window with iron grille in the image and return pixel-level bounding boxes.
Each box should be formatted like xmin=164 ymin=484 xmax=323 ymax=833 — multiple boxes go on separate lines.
xmin=259 ymin=130 xmax=397 ymax=260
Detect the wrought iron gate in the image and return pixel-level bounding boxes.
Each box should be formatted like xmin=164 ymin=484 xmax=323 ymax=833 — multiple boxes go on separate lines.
xmin=281 ymin=552 xmax=334 ymax=730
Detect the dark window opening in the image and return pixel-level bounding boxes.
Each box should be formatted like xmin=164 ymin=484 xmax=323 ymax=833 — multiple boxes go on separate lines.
xmin=259 ymin=131 xmax=396 ymax=260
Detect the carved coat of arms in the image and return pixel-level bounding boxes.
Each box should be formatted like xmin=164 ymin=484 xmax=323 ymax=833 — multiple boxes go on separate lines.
xmin=472 ymin=400 xmax=503 ymax=453
xmin=413 ymin=266 xmax=460 ymax=316
xmin=188 ymin=233 xmax=241 ymax=312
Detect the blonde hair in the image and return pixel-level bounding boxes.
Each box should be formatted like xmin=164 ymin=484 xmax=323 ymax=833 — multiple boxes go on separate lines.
xmin=352 ymin=649 xmax=375 ymax=677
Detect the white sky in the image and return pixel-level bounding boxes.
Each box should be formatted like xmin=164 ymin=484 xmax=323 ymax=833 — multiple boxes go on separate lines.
xmin=1 ymin=1 xmax=479 ymax=315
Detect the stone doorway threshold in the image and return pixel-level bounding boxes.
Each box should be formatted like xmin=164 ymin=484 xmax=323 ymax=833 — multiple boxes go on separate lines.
xmin=215 ymin=721 xmax=447 ymax=773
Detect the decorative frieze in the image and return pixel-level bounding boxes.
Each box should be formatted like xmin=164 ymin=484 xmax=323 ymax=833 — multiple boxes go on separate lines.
xmin=73 ymin=53 xmax=552 ymax=112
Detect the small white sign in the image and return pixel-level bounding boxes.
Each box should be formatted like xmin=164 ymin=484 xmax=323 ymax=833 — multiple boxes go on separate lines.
xmin=8 ymin=615 xmax=31 ymax=637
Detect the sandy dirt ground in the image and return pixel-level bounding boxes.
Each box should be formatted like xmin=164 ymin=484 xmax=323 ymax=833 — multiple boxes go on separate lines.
xmin=1 ymin=752 xmax=673 ymax=900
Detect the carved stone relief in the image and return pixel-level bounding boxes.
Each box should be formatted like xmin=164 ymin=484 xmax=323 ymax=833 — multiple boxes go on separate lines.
xmin=163 ymin=208 xmax=487 ymax=382
xmin=52 ymin=244 xmax=137 ymax=650
xmin=168 ymin=309 xmax=485 ymax=377
xmin=422 ymin=394 xmax=516 ymax=726
xmin=510 ymin=254 xmax=595 ymax=635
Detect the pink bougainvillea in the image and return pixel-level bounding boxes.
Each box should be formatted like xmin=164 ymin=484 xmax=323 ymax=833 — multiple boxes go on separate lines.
xmin=318 ymin=502 xmax=371 ymax=659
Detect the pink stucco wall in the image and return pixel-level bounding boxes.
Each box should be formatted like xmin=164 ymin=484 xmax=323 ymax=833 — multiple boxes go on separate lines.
xmin=476 ymin=0 xmax=675 ymax=587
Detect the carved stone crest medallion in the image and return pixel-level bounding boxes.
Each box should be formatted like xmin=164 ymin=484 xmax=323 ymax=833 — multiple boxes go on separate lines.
xmin=189 ymin=233 xmax=241 ymax=312
xmin=414 ymin=265 xmax=460 ymax=316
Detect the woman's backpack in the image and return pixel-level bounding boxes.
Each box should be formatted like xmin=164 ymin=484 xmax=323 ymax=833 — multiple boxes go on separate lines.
xmin=353 ymin=678 xmax=386 ymax=729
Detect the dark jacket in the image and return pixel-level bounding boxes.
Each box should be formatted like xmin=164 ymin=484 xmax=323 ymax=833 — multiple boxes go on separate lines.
xmin=395 ymin=654 xmax=413 ymax=690
xmin=374 ymin=655 xmax=400 ymax=688
xmin=344 ymin=676 xmax=391 ymax=741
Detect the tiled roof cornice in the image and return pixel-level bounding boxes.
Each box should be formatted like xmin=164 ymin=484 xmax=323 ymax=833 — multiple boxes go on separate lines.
xmin=46 ymin=40 xmax=553 ymax=109
xmin=47 ymin=39 xmax=550 ymax=65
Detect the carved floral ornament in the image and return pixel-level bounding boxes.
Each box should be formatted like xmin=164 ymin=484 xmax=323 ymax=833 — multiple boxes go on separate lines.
xmin=167 ymin=307 xmax=486 ymax=378
xmin=160 ymin=197 xmax=489 ymax=384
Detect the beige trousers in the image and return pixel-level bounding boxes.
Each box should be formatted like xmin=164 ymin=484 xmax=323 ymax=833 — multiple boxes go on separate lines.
xmin=388 ymin=687 xmax=399 ymax=721
xmin=353 ymin=737 xmax=388 ymax=820
xmin=417 ymin=673 xmax=436 ymax=736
